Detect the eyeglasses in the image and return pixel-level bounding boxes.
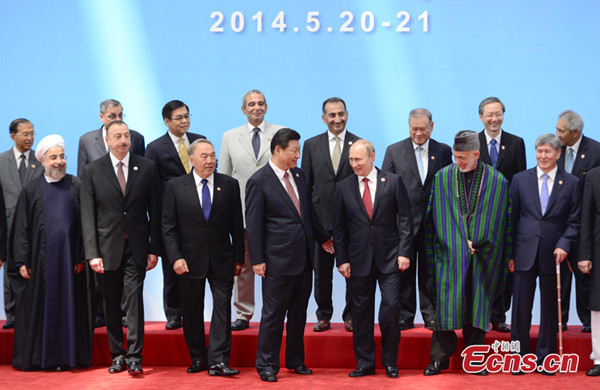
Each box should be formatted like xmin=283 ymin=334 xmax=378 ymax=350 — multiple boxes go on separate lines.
xmin=16 ymin=132 xmax=36 ymax=138
xmin=169 ymin=114 xmax=191 ymax=122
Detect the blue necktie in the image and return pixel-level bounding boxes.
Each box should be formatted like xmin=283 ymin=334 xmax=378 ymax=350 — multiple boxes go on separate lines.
xmin=489 ymin=139 xmax=498 ymax=168
xmin=416 ymin=146 xmax=425 ymax=184
xmin=566 ymin=147 xmax=574 ymax=174
xmin=252 ymin=127 xmax=260 ymax=159
xmin=201 ymin=179 xmax=211 ymax=220
xmin=540 ymin=174 xmax=549 ymax=215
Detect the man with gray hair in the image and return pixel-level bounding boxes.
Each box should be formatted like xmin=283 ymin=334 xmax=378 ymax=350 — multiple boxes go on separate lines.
xmin=423 ymin=130 xmax=511 ymax=376
xmin=382 ymin=108 xmax=453 ymax=331
xmin=220 ymin=90 xmax=284 ymax=331
xmin=556 ymin=110 xmax=600 ymax=333
xmin=509 ymin=134 xmax=581 ymax=374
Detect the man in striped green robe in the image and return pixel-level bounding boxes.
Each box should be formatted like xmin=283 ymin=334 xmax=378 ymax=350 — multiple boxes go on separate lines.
xmin=423 ymin=130 xmax=511 ymax=376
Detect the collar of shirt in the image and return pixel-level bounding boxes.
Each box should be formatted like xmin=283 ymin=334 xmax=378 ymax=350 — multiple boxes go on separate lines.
xmin=484 ymin=129 xmax=502 ymax=146
xmin=411 ymin=139 xmax=430 ymax=154
xmin=13 ymin=146 xmax=31 ymax=163
xmin=247 ymin=121 xmax=266 ymax=133
xmin=268 ymin=159 xmax=299 ymax=197
xmin=101 ymin=125 xmax=109 ymax=152
xmin=536 ymin=164 xmax=558 ymax=195
xmin=44 ymin=174 xmax=62 ymax=183
xmin=327 ymin=129 xmax=347 ymax=143
xmin=568 ymin=134 xmax=583 ymax=156
xmin=357 ymin=167 xmax=378 ymax=202
xmin=168 ymin=131 xmax=189 ymax=149
xmin=109 ymin=151 xmax=130 ymax=183
xmin=193 ymin=170 xmax=214 ymax=206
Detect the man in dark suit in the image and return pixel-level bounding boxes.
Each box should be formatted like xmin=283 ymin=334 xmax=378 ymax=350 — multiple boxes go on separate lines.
xmin=162 ymin=139 xmax=244 ymax=376
xmin=334 ymin=139 xmax=413 ymax=378
xmin=1 ymin=118 xmax=43 ymax=329
xmin=246 ymin=128 xmax=332 ymax=382
xmin=382 ymin=108 xmax=452 ymax=331
xmin=556 ymin=110 xmax=600 ymax=333
xmin=77 ymin=99 xmax=145 ymax=177
xmin=145 ymin=100 xmax=206 ymax=330
xmin=510 ymin=133 xmax=580 ymax=372
xmin=578 ymin=166 xmax=600 ymax=376
xmin=81 ymin=121 xmax=162 ymax=375
xmin=477 ymin=96 xmax=527 ymax=333
xmin=302 ymin=97 xmax=359 ymax=333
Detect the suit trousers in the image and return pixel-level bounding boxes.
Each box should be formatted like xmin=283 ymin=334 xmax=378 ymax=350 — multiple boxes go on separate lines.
xmin=399 ymin=231 xmax=435 ymax=323
xmin=180 ymin=275 xmax=234 ymax=364
xmin=511 ymin=256 xmax=558 ymax=363
xmin=3 ymin=267 xmax=15 ymax=321
xmin=233 ymin=232 xmax=254 ymax=321
xmin=491 ymin=271 xmax=513 ymax=324
xmin=314 ymin=241 xmax=352 ymax=322
xmin=560 ymin=247 xmax=591 ymax=326
xmin=101 ymin=241 xmax=146 ymax=364
xmin=352 ymin=262 xmax=401 ymax=369
xmin=161 ymin=255 xmax=182 ymax=322
xmin=256 ymin=262 xmax=312 ymax=375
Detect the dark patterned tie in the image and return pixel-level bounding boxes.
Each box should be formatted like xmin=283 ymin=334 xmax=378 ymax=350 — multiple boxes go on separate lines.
xmin=489 ymin=139 xmax=498 ymax=168
xmin=362 ymin=178 xmax=372 ymax=218
xmin=18 ymin=154 xmax=26 ymax=185
xmin=201 ymin=178 xmax=211 ymax=220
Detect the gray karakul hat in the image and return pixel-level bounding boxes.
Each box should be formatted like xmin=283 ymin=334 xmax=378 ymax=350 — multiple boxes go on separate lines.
xmin=453 ymin=130 xmax=480 ymax=151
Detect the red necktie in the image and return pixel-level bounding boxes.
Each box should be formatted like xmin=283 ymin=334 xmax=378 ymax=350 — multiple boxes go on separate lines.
xmin=362 ymin=177 xmax=372 ymax=218
xmin=117 ymin=161 xmax=126 ymax=195
xmin=284 ymin=171 xmax=301 ymax=216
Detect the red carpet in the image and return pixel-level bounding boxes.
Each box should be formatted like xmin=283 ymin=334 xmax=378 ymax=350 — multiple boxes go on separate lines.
xmin=0 ymin=320 xmax=594 ymax=373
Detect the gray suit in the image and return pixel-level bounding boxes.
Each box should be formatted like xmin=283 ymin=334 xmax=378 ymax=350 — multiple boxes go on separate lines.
xmin=0 ymin=147 xmax=43 ymax=321
xmin=220 ymin=121 xmax=283 ymax=321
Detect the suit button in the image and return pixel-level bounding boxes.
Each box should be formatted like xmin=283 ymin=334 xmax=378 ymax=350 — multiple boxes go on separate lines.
xmin=123 ymin=212 xmax=127 ymax=215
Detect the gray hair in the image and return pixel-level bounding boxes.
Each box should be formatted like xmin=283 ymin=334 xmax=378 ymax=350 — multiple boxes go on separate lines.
xmin=453 ymin=130 xmax=480 ymax=151
xmin=100 ymin=99 xmax=122 ymax=114
xmin=558 ymin=110 xmax=584 ymax=133
xmin=188 ymin=138 xmax=214 ymax=155
xmin=535 ymin=133 xmax=561 ymax=151
xmin=352 ymin=139 xmax=375 ymax=156
xmin=242 ymin=90 xmax=266 ymax=107
xmin=408 ymin=108 xmax=432 ymax=124
xmin=478 ymin=97 xmax=505 ymax=115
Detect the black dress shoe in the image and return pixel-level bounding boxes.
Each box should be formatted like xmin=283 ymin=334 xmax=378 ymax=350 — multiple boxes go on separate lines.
xmin=398 ymin=319 xmax=415 ymax=330
xmin=587 ymin=364 xmax=600 ymax=376
xmin=349 ymin=367 xmax=376 ymax=377
xmin=385 ymin=366 xmax=399 ymax=378
xmin=54 ymin=365 xmax=69 ymax=372
xmin=128 ymin=361 xmax=143 ymax=375
xmin=95 ymin=318 xmax=105 ymax=328
xmin=108 ymin=359 xmax=126 ymax=374
xmin=287 ymin=365 xmax=312 ymax=375
xmin=582 ymin=324 xmax=591 ymax=333
xmin=187 ymin=361 xmax=208 ymax=373
xmin=424 ymin=360 xmax=449 ymax=376
xmin=165 ymin=319 xmax=182 ymax=330
xmin=231 ymin=319 xmax=249 ymax=331
xmin=2 ymin=320 xmax=14 ymax=329
xmin=313 ymin=320 xmax=331 ymax=332
xmin=492 ymin=322 xmax=511 ymax=333
xmin=208 ymin=362 xmax=240 ymax=376
xmin=425 ymin=320 xmax=435 ymax=330
xmin=122 ymin=318 xmax=128 ymax=328
xmin=260 ymin=371 xmax=277 ymax=382
xmin=537 ymin=368 xmax=555 ymax=376
xmin=472 ymin=369 xmax=488 ymax=376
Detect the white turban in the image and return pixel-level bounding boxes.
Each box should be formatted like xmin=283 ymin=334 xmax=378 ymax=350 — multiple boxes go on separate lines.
xmin=35 ymin=134 xmax=65 ymax=162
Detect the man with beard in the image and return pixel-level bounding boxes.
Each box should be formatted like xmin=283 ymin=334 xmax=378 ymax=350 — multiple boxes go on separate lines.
xmin=11 ymin=135 xmax=93 ymax=371
xmin=423 ymin=130 xmax=511 ymax=376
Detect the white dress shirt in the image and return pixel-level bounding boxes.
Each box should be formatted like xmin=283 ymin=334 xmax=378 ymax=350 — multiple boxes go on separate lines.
xmin=12 ymin=146 xmax=31 ymax=170
xmin=536 ymin=165 xmax=558 ymax=197
xmin=109 ymin=151 xmax=130 ymax=181
xmin=564 ymin=135 xmax=582 ymax=170
xmin=357 ymin=167 xmax=378 ymax=208
xmin=412 ymin=139 xmax=430 ymax=175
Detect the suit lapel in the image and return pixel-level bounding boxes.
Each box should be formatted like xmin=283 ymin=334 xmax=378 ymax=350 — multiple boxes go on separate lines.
xmin=404 ymin=141 xmax=421 ymax=184
xmin=265 ymin=164 xmax=301 ymax=218
xmin=237 ymin=126 xmax=256 ymax=161
xmin=94 ymin=128 xmax=108 ymax=159
xmin=162 ymin=133 xmax=185 ymax=172
xmin=426 ymin=140 xmax=443 ymax=183
xmin=496 ymin=131 xmax=510 ymax=168
xmin=100 ymin=154 xmax=125 ymax=195
xmin=209 ymin=174 xmax=225 ymax=221
xmin=371 ymin=169 xmax=386 ymax=218
xmin=260 ymin=123 xmax=278 ymax=161
xmin=545 ymin=170 xmax=566 ymax=214
xmin=572 ymin=136 xmax=587 ymax=176
xmin=527 ymin=169 xmax=543 ymax=216
xmin=125 ymin=154 xmax=141 ymax=196
xmin=182 ymin=173 xmax=205 ymax=222
xmin=479 ymin=131 xmax=491 ymax=164
xmin=316 ymin=133 xmax=335 ymax=176
xmin=350 ymin=174 xmax=370 ymax=220
xmin=5 ymin=152 xmax=22 ymax=191
xmin=337 ymin=132 xmax=358 ymax=178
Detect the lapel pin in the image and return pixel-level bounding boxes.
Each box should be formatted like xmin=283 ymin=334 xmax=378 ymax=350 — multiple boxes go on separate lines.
xmin=31 ymin=164 xmax=36 ymax=168
xmin=348 ymin=141 xmax=353 ymax=145
xmin=581 ymin=154 xmax=586 ymax=159
xmin=133 ymin=166 xmax=138 ymax=171
xmin=295 ymin=173 xmax=300 ymax=178
xmin=217 ymin=187 xmax=221 ymax=191
xmin=381 ymin=177 xmax=386 ymax=182
xmin=267 ymin=138 xmax=271 ymax=142
xmin=559 ymin=180 xmax=563 ymax=185
xmin=501 ymin=145 xmax=506 ymax=150
xmin=431 ymin=156 xmax=435 ymax=160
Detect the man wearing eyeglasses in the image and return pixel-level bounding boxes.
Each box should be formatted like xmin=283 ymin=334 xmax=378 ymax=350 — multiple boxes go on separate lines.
xmin=77 ymin=99 xmax=146 ymax=178
xmin=145 ymin=100 xmax=206 ymax=330
xmin=0 ymin=118 xmax=43 ymax=330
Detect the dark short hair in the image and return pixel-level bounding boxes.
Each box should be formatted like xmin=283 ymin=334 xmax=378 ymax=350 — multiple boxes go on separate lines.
xmin=322 ymin=97 xmax=346 ymax=114
xmin=9 ymin=118 xmax=31 ymax=135
xmin=270 ymin=128 xmax=301 ymax=154
xmin=106 ymin=120 xmax=128 ymax=136
xmin=162 ymin=100 xmax=189 ymax=119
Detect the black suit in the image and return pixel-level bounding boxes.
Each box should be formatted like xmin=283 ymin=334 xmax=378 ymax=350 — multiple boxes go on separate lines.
xmin=557 ymin=135 xmax=600 ymax=326
xmin=478 ymin=129 xmax=526 ymax=325
xmin=162 ymin=172 xmax=244 ymax=365
xmin=382 ymin=138 xmax=452 ymax=324
xmin=80 ymin=153 xmax=161 ymax=365
xmin=301 ymin=130 xmax=360 ymax=322
xmin=510 ymin=168 xmax=580 ymax=362
xmin=145 ymin=131 xmax=205 ymax=323
xmin=246 ymin=163 xmax=329 ymax=375
xmin=580 ymin=167 xmax=600 ymax=310
xmin=333 ymin=169 xmax=413 ymax=370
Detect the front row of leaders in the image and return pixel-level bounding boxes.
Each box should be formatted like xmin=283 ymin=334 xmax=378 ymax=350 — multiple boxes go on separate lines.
xmin=5 ymin=122 xmax=600 ymax=379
